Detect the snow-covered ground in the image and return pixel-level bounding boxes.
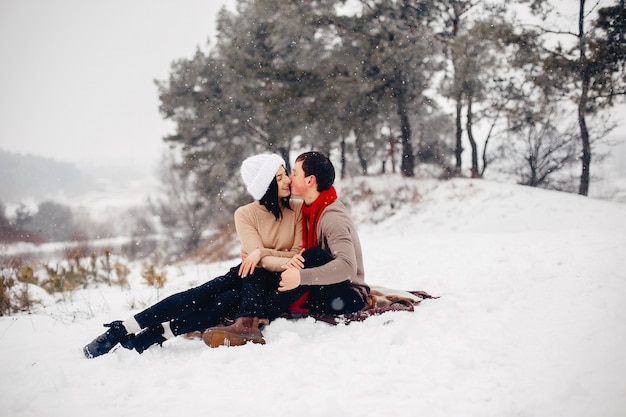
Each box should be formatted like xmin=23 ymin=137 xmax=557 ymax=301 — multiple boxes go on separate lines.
xmin=1 ymin=177 xmax=625 ymax=417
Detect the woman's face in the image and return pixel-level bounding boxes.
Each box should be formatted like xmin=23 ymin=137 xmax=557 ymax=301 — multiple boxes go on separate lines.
xmin=275 ymin=166 xmax=291 ymax=199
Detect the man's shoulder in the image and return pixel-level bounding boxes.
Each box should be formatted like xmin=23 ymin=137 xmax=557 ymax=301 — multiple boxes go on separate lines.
xmin=326 ymin=199 xmax=348 ymax=211
xmin=321 ymin=200 xmax=352 ymax=222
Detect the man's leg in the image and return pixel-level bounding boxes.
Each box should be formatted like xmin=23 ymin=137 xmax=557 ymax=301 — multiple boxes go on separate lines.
xmin=306 ymin=281 xmax=366 ymax=315
xmin=263 ymin=247 xmax=332 ymax=320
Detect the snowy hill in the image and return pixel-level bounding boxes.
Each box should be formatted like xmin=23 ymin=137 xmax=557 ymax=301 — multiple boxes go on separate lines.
xmin=1 ymin=177 xmax=625 ymax=417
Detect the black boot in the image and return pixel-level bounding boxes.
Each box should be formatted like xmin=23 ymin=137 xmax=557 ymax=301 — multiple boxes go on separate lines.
xmin=120 ymin=325 xmax=166 ymax=354
xmin=83 ymin=321 xmax=130 ymax=358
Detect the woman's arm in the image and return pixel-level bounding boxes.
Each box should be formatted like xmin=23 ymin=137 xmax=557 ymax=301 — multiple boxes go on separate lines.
xmin=234 ymin=202 xmax=302 ymax=272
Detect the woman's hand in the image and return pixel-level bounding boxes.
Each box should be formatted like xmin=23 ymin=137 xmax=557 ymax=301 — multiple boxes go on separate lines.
xmin=283 ymin=249 xmax=305 ymax=270
xmin=239 ymin=248 xmax=261 ymax=278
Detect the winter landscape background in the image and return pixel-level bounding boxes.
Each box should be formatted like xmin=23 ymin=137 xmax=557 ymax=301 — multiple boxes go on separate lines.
xmin=1 ymin=175 xmax=625 ymax=417
xmin=1 ymin=0 xmax=626 ymax=415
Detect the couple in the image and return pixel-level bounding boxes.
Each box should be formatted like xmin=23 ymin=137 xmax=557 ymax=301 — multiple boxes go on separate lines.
xmin=83 ymin=151 xmax=369 ymax=358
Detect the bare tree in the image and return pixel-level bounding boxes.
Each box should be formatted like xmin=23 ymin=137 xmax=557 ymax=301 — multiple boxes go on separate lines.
xmin=526 ymin=0 xmax=626 ymax=195
xmin=511 ymin=106 xmax=581 ymax=189
xmin=151 ymin=151 xmax=216 ymax=255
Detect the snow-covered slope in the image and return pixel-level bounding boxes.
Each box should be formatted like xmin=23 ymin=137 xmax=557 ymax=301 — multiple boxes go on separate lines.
xmin=1 ymin=178 xmax=625 ymax=417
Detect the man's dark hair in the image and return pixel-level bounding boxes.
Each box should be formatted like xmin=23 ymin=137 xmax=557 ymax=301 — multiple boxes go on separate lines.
xmin=259 ymin=177 xmax=291 ymax=220
xmin=296 ymin=151 xmax=335 ymax=192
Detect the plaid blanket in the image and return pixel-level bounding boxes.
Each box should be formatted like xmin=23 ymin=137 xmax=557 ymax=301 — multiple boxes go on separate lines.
xmin=288 ymin=285 xmax=436 ymax=325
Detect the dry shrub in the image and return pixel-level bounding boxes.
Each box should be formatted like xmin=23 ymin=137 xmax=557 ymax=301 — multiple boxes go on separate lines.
xmin=1 ymin=249 xmax=133 ymax=316
xmin=141 ymin=253 xmax=167 ymax=300
xmin=0 ymin=258 xmax=40 ymax=316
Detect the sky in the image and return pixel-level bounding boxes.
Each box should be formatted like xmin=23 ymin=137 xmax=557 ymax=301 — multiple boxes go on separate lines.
xmin=1 ymin=176 xmax=625 ymax=416
xmin=0 ymin=0 xmax=236 ymax=173
xmin=0 ymin=0 xmax=624 ymax=181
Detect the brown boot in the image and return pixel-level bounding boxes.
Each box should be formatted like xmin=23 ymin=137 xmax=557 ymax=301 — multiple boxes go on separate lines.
xmin=202 ymin=317 xmax=269 ymax=348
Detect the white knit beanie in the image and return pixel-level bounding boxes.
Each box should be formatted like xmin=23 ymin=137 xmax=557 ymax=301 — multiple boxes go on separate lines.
xmin=241 ymin=153 xmax=286 ymax=200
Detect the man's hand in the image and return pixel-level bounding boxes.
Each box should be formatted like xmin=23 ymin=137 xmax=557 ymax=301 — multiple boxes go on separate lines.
xmin=239 ymin=248 xmax=261 ymax=278
xmin=279 ymin=267 xmax=301 ymax=292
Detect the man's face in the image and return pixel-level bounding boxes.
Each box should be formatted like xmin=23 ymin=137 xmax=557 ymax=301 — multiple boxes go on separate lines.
xmin=275 ymin=166 xmax=291 ymax=199
xmin=289 ymin=160 xmax=308 ymax=197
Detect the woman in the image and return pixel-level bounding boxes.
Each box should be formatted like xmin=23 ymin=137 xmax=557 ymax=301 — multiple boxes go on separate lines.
xmin=83 ymin=153 xmax=303 ymax=358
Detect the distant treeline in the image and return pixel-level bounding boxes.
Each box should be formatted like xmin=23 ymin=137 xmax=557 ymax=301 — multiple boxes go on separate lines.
xmin=0 ymin=149 xmax=94 ymax=203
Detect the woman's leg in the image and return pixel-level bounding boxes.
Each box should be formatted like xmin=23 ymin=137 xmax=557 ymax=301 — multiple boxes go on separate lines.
xmin=169 ymin=289 xmax=241 ymax=335
xmin=122 ymin=290 xmax=242 ymax=353
xmin=201 ymin=268 xmax=285 ymax=348
xmin=236 ymin=268 xmax=281 ymax=319
xmin=133 ymin=265 xmax=242 ymax=328
xmin=83 ymin=265 xmax=243 ymax=358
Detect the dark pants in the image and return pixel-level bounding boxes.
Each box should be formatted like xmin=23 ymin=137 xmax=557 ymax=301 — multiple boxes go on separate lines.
xmin=237 ymin=247 xmax=366 ymax=321
xmin=134 ymin=247 xmax=365 ymax=334
xmin=134 ymin=266 xmax=244 ymax=336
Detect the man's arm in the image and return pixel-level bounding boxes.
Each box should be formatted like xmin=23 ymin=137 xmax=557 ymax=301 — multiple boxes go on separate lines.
xmin=297 ymin=206 xmax=359 ymax=286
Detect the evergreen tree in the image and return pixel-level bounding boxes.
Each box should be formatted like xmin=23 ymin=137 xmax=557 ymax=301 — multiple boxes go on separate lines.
xmin=314 ymin=0 xmax=442 ymax=176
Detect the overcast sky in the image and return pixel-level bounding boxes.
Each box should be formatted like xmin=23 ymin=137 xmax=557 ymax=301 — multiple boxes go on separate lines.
xmin=1 ymin=0 xmax=624 ymax=179
xmin=0 ymin=0 xmax=236 ymax=173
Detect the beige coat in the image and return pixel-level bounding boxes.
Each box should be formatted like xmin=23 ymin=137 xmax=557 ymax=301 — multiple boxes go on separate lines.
xmin=234 ymin=199 xmax=303 ymax=272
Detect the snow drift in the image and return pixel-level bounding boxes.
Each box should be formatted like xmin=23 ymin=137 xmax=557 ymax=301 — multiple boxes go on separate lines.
xmin=1 ymin=177 xmax=625 ymax=417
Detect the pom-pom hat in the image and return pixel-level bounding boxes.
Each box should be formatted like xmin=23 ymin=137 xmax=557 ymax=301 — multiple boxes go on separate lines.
xmin=241 ymin=153 xmax=286 ymax=200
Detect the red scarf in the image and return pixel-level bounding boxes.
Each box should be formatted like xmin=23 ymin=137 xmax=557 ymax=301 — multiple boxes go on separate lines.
xmin=301 ymin=186 xmax=337 ymax=249
xmin=288 ymin=186 xmax=337 ymax=314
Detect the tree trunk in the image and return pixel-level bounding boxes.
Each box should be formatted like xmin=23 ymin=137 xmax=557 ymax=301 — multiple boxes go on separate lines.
xmin=578 ymin=87 xmax=591 ymax=196
xmin=466 ymin=95 xmax=480 ymax=178
xmin=395 ymin=75 xmax=415 ymax=177
xmin=454 ymin=93 xmax=463 ymax=174
xmin=451 ymin=10 xmax=463 ymax=174
xmin=340 ymin=137 xmax=346 ymax=179
xmin=355 ymin=132 xmax=368 ymax=175
xmin=527 ymin=130 xmax=538 ymax=186
xmin=278 ymin=146 xmax=291 ymax=174
xmin=480 ymin=111 xmax=500 ymax=177
xmin=577 ymin=0 xmax=591 ymax=196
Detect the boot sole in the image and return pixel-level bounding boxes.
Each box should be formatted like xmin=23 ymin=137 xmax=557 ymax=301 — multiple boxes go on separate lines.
xmin=202 ymin=329 xmax=266 ymax=348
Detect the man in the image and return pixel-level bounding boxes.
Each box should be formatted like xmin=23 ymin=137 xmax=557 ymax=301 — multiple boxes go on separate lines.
xmin=203 ymin=151 xmax=370 ymax=347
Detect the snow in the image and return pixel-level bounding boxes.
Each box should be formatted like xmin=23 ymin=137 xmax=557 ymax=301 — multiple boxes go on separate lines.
xmin=1 ymin=177 xmax=625 ymax=417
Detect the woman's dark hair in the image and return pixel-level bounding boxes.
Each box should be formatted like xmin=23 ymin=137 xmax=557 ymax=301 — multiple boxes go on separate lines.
xmin=259 ymin=176 xmax=292 ymax=220
xmin=296 ymin=151 xmax=335 ymax=191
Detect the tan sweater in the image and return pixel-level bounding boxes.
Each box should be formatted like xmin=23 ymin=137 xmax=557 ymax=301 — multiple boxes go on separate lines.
xmin=234 ymin=199 xmax=303 ymax=272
